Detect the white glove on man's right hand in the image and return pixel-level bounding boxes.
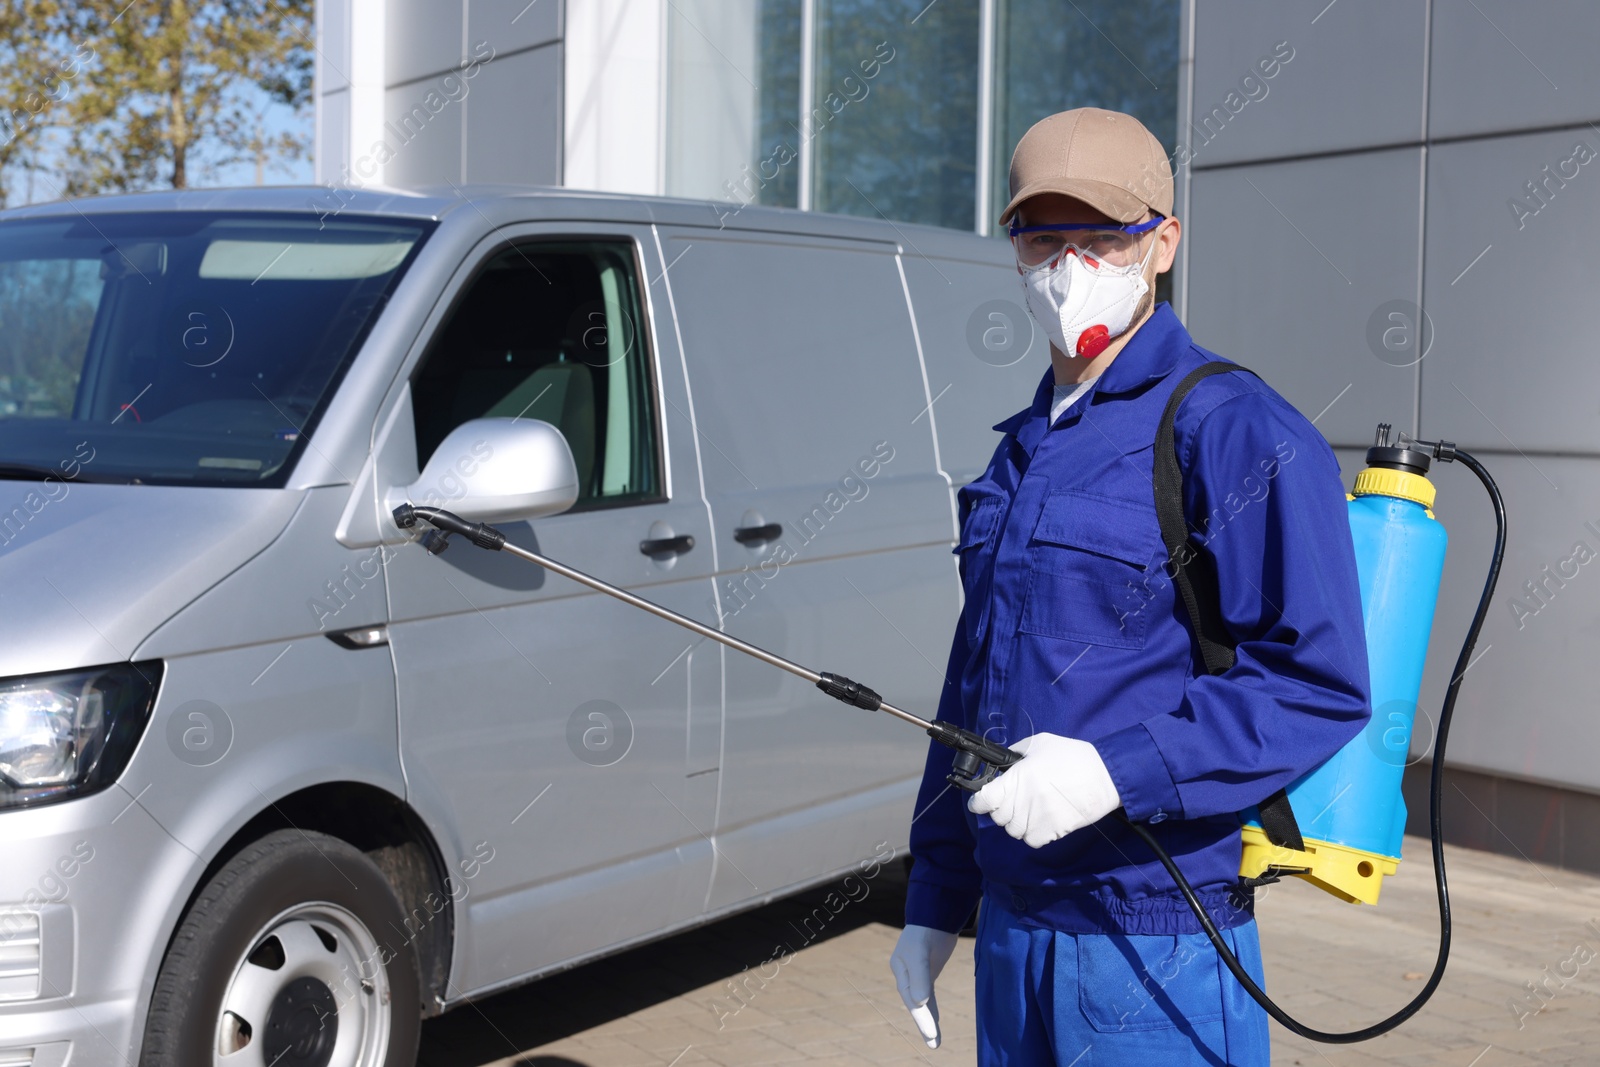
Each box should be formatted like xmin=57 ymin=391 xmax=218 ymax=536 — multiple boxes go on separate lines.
xmin=967 ymin=732 xmax=1122 ymax=848
xmin=889 ymin=923 xmax=960 ymax=1048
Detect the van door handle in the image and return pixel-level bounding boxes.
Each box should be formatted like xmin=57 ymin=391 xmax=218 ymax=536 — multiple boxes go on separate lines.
xmin=640 ymin=533 xmax=695 ymax=556
xmin=733 ymin=522 xmax=783 ymax=546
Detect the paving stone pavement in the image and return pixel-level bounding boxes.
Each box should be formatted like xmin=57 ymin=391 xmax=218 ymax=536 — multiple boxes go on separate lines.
xmin=417 ymin=835 xmax=1600 ymax=1066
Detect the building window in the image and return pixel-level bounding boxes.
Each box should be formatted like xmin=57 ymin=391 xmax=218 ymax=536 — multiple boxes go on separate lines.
xmin=662 ymin=0 xmax=1179 ymax=238
xmin=756 ymin=0 xmax=806 ymax=208
xmin=665 ymin=0 xmax=804 ymax=209
xmin=811 ymin=0 xmax=981 ymax=231
xmin=990 ymin=0 xmax=1181 ymax=227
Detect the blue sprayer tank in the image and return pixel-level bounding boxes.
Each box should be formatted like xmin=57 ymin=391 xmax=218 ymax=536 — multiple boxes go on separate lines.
xmin=1239 ymin=425 xmax=1448 ymax=904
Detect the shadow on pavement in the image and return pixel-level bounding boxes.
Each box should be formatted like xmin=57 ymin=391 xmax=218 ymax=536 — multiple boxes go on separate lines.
xmin=417 ymin=858 xmax=916 ymax=1066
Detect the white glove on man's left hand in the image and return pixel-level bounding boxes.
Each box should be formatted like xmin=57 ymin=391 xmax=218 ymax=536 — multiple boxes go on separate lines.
xmin=967 ymin=733 xmax=1122 ymax=848
xmin=889 ymin=924 xmax=960 ymax=1048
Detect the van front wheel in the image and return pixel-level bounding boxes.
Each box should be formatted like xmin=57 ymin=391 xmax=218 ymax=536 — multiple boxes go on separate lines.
xmin=139 ymin=829 xmax=423 ymax=1067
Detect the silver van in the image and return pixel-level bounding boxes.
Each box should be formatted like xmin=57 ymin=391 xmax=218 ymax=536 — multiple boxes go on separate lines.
xmin=0 ymin=185 xmax=1038 ymax=1066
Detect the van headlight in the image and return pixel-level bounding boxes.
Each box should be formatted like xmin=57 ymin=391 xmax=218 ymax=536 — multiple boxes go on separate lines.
xmin=0 ymin=662 xmax=162 ymax=809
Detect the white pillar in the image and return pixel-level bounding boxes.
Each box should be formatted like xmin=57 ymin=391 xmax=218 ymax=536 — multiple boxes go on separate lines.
xmin=662 ymin=0 xmax=759 ymax=201
xmin=345 ymin=0 xmax=388 ymax=187
xmin=974 ymin=0 xmax=996 ymax=234
xmin=564 ymin=0 xmax=667 ymax=194
xmin=796 ymin=0 xmax=815 ymax=210
xmin=313 ymin=0 xmax=387 ymax=186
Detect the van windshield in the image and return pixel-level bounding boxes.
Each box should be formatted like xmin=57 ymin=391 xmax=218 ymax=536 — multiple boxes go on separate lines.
xmin=0 ymin=211 xmax=430 ymax=487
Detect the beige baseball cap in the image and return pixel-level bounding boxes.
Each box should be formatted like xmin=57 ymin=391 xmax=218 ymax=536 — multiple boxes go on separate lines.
xmin=998 ymin=107 xmax=1173 ymax=228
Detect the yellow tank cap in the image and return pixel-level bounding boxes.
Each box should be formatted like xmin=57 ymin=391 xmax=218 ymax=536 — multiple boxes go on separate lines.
xmin=1352 ymin=466 xmax=1436 ymax=509
xmin=1240 ymin=824 xmax=1400 ymax=905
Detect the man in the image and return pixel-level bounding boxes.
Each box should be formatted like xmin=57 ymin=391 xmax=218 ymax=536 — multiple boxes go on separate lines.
xmin=888 ymin=108 xmax=1372 ymax=1064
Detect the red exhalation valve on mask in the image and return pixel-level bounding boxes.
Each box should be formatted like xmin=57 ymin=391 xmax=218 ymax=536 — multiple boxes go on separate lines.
xmin=1076 ymin=324 xmax=1111 ymax=359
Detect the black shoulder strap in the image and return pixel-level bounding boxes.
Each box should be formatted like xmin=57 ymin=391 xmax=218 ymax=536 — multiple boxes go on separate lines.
xmin=1153 ymin=362 xmax=1252 ymax=677
xmin=1154 ymin=361 xmax=1304 ymax=854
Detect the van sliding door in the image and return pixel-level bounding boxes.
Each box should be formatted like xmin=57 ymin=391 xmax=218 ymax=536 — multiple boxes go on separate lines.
xmin=657 ymin=227 xmax=957 ymax=908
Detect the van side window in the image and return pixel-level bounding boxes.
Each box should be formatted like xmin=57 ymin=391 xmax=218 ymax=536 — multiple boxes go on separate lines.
xmin=412 ymin=241 xmax=661 ymax=508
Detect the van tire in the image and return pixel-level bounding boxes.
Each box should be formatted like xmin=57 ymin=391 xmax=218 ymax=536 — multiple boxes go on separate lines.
xmin=139 ymin=829 xmax=422 ymax=1067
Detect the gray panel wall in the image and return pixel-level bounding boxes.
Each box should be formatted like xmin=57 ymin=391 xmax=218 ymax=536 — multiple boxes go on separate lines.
xmin=1422 ymin=128 xmax=1600 ymax=455
xmin=1189 ymin=1 xmax=1600 ymax=802
xmin=469 ymin=0 xmax=561 ymax=55
xmin=383 ymin=77 xmax=468 ymax=187
xmin=465 ymin=43 xmax=562 ymax=185
xmin=387 ymin=0 xmax=463 ymax=87
xmin=383 ymin=0 xmax=564 ymax=189
xmin=387 ymin=0 xmax=562 ymax=85
xmin=1186 ymin=148 xmax=1423 ymax=449
xmin=1421 ymin=454 xmax=1600 ymax=793
xmin=1429 ymin=0 xmax=1600 ymax=139
xmin=1188 ymin=0 xmax=1425 ymax=167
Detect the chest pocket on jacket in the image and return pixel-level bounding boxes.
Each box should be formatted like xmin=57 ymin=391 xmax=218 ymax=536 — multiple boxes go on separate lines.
xmin=1018 ymin=488 xmax=1162 ymax=650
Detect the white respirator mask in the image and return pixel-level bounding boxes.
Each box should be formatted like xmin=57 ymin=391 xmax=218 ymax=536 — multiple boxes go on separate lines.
xmin=1019 ymin=233 xmax=1160 ymax=361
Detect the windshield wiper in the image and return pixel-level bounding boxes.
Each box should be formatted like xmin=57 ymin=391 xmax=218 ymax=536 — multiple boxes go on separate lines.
xmin=0 ymin=463 xmax=128 ymax=484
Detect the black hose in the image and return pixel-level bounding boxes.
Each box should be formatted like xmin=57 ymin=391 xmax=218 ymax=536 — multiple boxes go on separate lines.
xmin=1120 ymin=445 xmax=1505 ymax=1043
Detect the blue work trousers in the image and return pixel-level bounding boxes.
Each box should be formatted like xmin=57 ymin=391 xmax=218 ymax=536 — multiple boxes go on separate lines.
xmin=974 ymin=891 xmax=1270 ymax=1065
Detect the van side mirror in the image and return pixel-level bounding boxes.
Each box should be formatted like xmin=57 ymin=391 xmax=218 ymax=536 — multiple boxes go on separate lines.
xmin=388 ymin=417 xmax=580 ymax=524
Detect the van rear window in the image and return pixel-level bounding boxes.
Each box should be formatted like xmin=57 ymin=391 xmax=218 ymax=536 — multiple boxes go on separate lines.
xmin=0 ymin=211 xmax=431 ymax=487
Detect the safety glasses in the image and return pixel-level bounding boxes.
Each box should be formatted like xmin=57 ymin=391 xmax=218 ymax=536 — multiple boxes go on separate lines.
xmin=1009 ymin=215 xmax=1164 ymax=269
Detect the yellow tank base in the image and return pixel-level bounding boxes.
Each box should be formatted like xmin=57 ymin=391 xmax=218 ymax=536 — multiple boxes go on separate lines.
xmin=1239 ymin=825 xmax=1400 ymax=905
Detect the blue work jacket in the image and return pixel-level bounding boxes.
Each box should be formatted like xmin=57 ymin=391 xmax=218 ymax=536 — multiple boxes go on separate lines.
xmin=906 ymin=303 xmax=1372 ymax=936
